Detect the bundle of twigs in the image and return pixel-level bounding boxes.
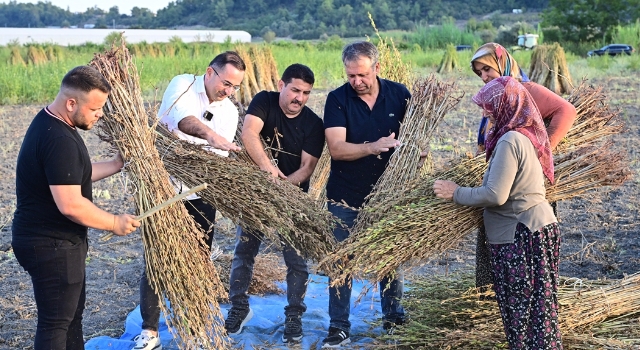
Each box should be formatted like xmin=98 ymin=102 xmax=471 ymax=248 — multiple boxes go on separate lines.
xmin=437 ymin=44 xmax=460 ymax=73
xmin=155 ymin=123 xmax=337 ymax=262
xmin=213 ymin=253 xmax=286 ymax=301
xmin=235 ymin=46 xmax=261 ymax=105
xmin=308 ymin=143 xmax=331 ymax=202
xmin=90 ymin=44 xmax=228 ymax=349
xmin=323 ymin=81 xmax=631 ymax=285
xmin=547 ymin=142 xmax=630 ymax=202
xmin=383 ymin=273 xmax=640 ymax=349
xmin=560 ymin=81 xmax=623 ymax=151
xmin=351 ymin=75 xmax=462 ymax=235
xmin=321 ymin=156 xmax=486 ymax=285
xmin=529 ymin=42 xmax=573 ymax=95
xmin=235 ymin=45 xmax=280 ymax=105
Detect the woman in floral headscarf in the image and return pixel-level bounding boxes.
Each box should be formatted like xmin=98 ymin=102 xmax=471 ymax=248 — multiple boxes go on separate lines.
xmin=434 ymin=76 xmax=563 ymax=350
xmin=471 ymin=42 xmax=576 ymax=290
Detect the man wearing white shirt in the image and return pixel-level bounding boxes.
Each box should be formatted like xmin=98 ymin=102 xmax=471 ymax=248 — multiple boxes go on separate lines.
xmin=133 ymin=51 xmax=246 ymax=350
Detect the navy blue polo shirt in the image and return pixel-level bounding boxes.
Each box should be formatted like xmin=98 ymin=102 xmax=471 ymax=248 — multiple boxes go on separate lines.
xmin=324 ymin=78 xmax=411 ymax=208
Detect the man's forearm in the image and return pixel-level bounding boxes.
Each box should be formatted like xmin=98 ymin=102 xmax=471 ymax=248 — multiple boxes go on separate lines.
xmin=328 ymin=140 xmax=373 ymax=161
xmin=242 ymin=133 xmax=273 ymax=171
xmin=59 ymin=196 xmax=116 ymax=230
xmin=177 ymin=116 xmax=213 ymax=139
xmin=286 ymin=167 xmax=313 ymax=187
xmin=92 ymin=159 xmax=121 ymax=182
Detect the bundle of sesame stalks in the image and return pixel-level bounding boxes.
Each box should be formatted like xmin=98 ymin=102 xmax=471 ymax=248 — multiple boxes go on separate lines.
xmin=351 ymin=75 xmax=462 ymax=236
xmin=213 ymin=253 xmax=286 ymax=302
xmin=308 ymin=143 xmax=331 ymax=202
xmin=323 ymin=81 xmax=631 ymax=286
xmin=368 ymin=12 xmax=413 ymax=87
xmin=559 ymin=80 xmax=623 ymax=151
xmin=155 ymin=123 xmax=337 ymax=262
xmin=383 ymin=272 xmax=640 ymax=349
xmin=89 ymin=44 xmax=228 ymax=349
xmin=320 ymin=156 xmax=486 ymax=285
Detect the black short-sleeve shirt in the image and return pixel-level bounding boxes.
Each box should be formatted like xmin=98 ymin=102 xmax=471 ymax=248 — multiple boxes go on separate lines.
xmin=323 ymin=78 xmax=411 ymax=208
xmin=246 ymin=91 xmax=325 ymax=192
xmin=12 ymin=109 xmax=93 ymax=241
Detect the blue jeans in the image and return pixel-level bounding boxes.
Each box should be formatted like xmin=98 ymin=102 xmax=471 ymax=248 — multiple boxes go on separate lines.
xmin=12 ymin=234 xmax=88 ymax=350
xmin=327 ymin=203 xmax=405 ymax=332
xmin=229 ymin=226 xmax=308 ymax=316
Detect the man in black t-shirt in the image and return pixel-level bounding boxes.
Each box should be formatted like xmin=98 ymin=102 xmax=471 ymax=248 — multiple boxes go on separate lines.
xmin=224 ymin=64 xmax=324 ymax=343
xmin=12 ymin=66 xmax=140 ymax=350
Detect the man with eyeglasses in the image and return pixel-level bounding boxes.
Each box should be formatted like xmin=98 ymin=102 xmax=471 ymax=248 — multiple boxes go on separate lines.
xmin=133 ymin=51 xmax=246 ymax=350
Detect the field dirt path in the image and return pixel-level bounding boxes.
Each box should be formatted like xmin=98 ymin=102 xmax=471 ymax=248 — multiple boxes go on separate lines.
xmin=1 ymin=74 xmax=639 ymax=349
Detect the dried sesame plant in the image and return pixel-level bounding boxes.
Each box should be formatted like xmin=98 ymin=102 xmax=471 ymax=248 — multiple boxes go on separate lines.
xmin=323 ymin=81 xmax=631 ymax=286
xmin=90 ymin=45 xmax=229 ymax=349
xmin=154 ymin=121 xmax=338 ymax=263
xmin=352 ymin=75 xmax=462 ymax=234
xmin=308 ymin=143 xmax=331 ymax=202
xmin=386 ymin=272 xmax=640 ymax=349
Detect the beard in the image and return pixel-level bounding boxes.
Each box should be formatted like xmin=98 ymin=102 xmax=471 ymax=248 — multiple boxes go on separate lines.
xmin=70 ymin=109 xmax=95 ymax=131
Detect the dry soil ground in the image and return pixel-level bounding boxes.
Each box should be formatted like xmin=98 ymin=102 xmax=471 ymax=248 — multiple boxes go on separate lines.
xmin=0 ymin=74 xmax=639 ymax=349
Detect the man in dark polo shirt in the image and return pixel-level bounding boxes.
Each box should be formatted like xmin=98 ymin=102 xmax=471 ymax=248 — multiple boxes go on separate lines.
xmin=11 ymin=66 xmax=140 ymax=350
xmin=321 ymin=41 xmax=411 ymax=348
xmin=224 ymin=64 xmax=325 ymax=344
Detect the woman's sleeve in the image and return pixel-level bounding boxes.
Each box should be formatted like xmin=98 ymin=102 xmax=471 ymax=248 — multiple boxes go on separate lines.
xmin=454 ymin=139 xmax=519 ymax=208
xmin=525 ymin=82 xmax=577 ymax=148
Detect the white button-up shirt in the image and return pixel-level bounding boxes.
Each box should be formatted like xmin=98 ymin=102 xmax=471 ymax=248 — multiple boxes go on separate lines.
xmin=158 ymin=73 xmax=239 ymax=199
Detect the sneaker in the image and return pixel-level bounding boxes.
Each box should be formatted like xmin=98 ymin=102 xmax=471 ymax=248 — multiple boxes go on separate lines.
xmin=224 ymin=307 xmax=253 ymax=335
xmin=133 ymin=330 xmax=162 ymax=350
xmin=281 ymin=315 xmax=303 ymax=343
xmin=321 ymin=327 xmax=350 ymax=348
xmin=383 ymin=318 xmax=405 ymax=335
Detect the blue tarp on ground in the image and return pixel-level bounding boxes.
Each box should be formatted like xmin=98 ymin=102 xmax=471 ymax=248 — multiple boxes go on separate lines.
xmin=85 ymin=274 xmax=388 ymax=349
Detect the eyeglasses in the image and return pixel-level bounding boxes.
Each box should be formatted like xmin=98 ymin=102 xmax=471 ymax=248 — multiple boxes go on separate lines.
xmin=211 ymin=66 xmax=241 ymax=92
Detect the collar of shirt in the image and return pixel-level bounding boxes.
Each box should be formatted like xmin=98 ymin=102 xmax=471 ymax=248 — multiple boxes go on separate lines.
xmin=346 ymin=76 xmax=387 ymax=102
xmin=196 ymin=74 xmax=231 ymax=108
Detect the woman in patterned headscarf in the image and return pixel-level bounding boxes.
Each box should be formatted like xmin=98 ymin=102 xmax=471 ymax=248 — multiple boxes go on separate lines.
xmin=434 ymin=76 xmax=563 ymax=350
xmin=470 ymin=43 xmax=576 ymax=290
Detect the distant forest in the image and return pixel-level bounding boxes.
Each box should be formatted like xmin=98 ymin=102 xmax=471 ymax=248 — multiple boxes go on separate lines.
xmin=0 ymin=0 xmax=548 ymax=38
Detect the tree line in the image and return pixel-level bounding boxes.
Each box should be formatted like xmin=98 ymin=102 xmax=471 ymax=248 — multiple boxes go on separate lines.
xmin=1 ymin=0 xmax=638 ymax=43
xmin=2 ymin=0 xmax=547 ymax=37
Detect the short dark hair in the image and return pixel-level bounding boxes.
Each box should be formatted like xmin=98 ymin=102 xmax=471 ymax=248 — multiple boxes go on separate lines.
xmin=342 ymin=41 xmax=379 ymax=67
xmin=61 ymin=66 xmax=111 ymax=94
xmin=281 ymin=63 xmax=315 ymax=86
xmin=209 ymin=51 xmax=246 ymax=72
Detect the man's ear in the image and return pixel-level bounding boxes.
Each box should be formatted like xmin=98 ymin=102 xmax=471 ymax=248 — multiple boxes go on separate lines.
xmin=277 ymin=80 xmax=284 ymax=92
xmin=65 ymin=97 xmax=78 ymax=113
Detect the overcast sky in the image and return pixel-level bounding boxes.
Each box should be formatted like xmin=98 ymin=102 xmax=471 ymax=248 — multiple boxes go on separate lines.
xmin=14 ymin=0 xmax=172 ymax=15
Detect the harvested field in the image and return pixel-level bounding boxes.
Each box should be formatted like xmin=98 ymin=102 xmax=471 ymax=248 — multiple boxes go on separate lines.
xmin=0 ymin=73 xmax=639 ymax=349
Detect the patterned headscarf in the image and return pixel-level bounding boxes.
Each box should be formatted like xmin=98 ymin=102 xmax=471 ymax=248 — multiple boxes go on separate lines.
xmin=472 ymin=43 xmax=531 ymax=151
xmin=471 ymin=43 xmax=525 ymax=82
xmin=472 ymin=77 xmax=554 ymax=184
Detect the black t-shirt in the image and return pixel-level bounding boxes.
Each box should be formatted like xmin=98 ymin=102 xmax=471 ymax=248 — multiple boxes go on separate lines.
xmin=246 ymin=91 xmax=324 ymax=192
xmin=12 ymin=109 xmax=93 ymax=241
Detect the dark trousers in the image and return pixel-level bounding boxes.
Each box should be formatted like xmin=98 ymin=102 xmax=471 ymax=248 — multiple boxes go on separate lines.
xmin=140 ymin=198 xmax=216 ymax=331
xmin=327 ymin=203 xmax=405 ymax=332
xmin=12 ymin=234 xmax=88 ymax=350
xmin=228 ymin=226 xmax=309 ymax=316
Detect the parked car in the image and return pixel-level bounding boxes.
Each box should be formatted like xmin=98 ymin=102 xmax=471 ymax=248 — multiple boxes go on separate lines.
xmin=587 ymin=44 xmax=634 ymax=57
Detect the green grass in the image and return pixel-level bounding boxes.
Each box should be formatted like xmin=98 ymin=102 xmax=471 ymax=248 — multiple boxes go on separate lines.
xmin=0 ymin=41 xmax=639 ymax=105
